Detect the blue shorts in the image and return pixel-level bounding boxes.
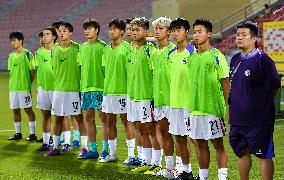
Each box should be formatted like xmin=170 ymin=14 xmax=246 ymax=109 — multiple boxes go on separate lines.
xmin=81 ymin=91 xmax=103 ymax=110
xmin=229 ymin=125 xmax=275 ymax=159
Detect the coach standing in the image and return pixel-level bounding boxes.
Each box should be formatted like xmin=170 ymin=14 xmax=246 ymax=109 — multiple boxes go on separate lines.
xmin=229 ymin=21 xmax=280 ymax=180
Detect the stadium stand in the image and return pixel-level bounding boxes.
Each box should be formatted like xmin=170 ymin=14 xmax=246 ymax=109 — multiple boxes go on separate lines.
xmin=0 ymin=0 xmax=152 ymax=70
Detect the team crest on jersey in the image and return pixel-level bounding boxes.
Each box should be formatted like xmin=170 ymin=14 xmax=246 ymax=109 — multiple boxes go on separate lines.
xmin=182 ymin=58 xmax=187 ymax=64
xmin=244 ymin=70 xmax=250 ymax=76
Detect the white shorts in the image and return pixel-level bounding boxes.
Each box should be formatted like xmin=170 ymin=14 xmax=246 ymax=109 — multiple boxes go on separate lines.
xmin=154 ymin=106 xmax=170 ymax=121
xmin=127 ymin=99 xmax=153 ymax=123
xmin=51 ymin=91 xmax=81 ymax=116
xmin=102 ymin=95 xmax=127 ymax=114
xmin=37 ymin=87 xmax=53 ymax=110
xmin=168 ymin=108 xmax=191 ymax=136
xmin=9 ymin=92 xmax=32 ymax=109
xmin=189 ymin=115 xmax=226 ymax=140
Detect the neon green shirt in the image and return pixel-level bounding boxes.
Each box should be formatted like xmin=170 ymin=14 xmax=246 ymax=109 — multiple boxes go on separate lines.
xmin=127 ymin=42 xmax=155 ymax=101
xmin=51 ymin=42 xmax=81 ymax=92
xmin=8 ymin=49 xmax=34 ymax=92
xmin=102 ymin=41 xmax=128 ymax=95
xmin=35 ymin=47 xmax=54 ymax=90
xmin=169 ymin=44 xmax=195 ymax=108
xmin=188 ymin=48 xmax=229 ymax=118
xmin=78 ymin=40 xmax=106 ymax=92
xmin=153 ymin=42 xmax=176 ymax=107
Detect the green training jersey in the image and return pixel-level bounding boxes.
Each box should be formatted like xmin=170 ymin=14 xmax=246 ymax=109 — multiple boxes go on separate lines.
xmin=169 ymin=44 xmax=195 ymax=108
xmin=153 ymin=42 xmax=176 ymax=107
xmin=78 ymin=40 xmax=106 ymax=92
xmin=188 ymin=48 xmax=229 ymax=118
xmin=127 ymin=42 xmax=155 ymax=101
xmin=51 ymin=42 xmax=80 ymax=92
xmin=8 ymin=49 xmax=34 ymax=92
xmin=102 ymin=41 xmax=128 ymax=95
xmin=35 ymin=47 xmax=54 ymax=90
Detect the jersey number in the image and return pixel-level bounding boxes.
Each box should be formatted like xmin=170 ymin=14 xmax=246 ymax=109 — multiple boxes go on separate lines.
xmin=24 ymin=96 xmax=31 ymax=104
xmin=143 ymin=107 xmax=149 ymax=120
xmin=209 ymin=120 xmax=220 ymax=135
xmin=72 ymin=102 xmax=79 ymax=110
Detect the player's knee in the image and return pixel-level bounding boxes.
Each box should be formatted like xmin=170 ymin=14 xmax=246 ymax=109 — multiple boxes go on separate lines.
xmin=146 ymin=124 xmax=156 ymax=136
xmin=13 ymin=109 xmax=20 ymax=114
xmin=175 ymin=136 xmax=187 ymax=145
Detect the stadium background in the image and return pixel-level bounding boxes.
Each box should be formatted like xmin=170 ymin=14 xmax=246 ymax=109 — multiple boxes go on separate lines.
xmin=0 ymin=0 xmax=283 ymax=179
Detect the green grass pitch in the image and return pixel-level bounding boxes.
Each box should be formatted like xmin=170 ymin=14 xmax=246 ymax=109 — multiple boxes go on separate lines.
xmin=0 ymin=72 xmax=283 ymax=179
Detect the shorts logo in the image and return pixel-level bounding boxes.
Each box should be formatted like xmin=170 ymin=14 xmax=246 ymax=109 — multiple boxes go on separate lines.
xmin=244 ymin=70 xmax=250 ymax=76
xmin=256 ymin=149 xmax=263 ymax=155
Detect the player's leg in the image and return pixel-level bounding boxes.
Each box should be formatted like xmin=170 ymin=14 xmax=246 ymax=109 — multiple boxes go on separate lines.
xmin=258 ymin=158 xmax=274 ymax=180
xmin=211 ymin=137 xmax=228 ymax=180
xmin=175 ymin=135 xmax=192 ymax=177
xmin=73 ymin=114 xmax=88 ymax=154
xmin=8 ymin=109 xmax=22 ymax=140
xmin=38 ymin=110 xmax=51 ymax=151
xmin=131 ymin=121 xmax=153 ymax=172
xmin=61 ymin=116 xmax=71 ymax=149
xmin=24 ymin=107 xmax=37 ymax=141
xmin=133 ymin=123 xmax=142 ymax=159
xmin=99 ymin=113 xmax=118 ymax=162
xmin=46 ymin=116 xmax=64 ymax=156
xmin=121 ymin=114 xmax=136 ymax=163
xmin=79 ymin=109 xmax=99 ymax=159
xmin=158 ymin=118 xmax=174 ymax=173
xmin=238 ymin=148 xmax=251 ymax=180
xmin=99 ymin=111 xmax=109 ymax=159
xmin=195 ymin=139 xmax=210 ymax=179
xmin=143 ymin=122 xmax=162 ymax=175
xmin=155 ymin=123 xmax=163 ymax=165
xmin=72 ymin=117 xmax=80 ymax=148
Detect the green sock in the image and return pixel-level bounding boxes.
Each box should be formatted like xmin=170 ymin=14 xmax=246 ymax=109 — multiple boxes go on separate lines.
xmin=89 ymin=141 xmax=97 ymax=152
xmin=102 ymin=139 xmax=109 ymax=152
xmin=73 ymin=130 xmax=80 ymax=141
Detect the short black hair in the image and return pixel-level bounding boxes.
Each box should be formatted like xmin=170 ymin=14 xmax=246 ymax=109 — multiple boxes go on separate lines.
xmin=131 ymin=17 xmax=149 ymax=30
xmin=193 ymin=18 xmax=213 ymax=32
xmin=59 ymin=21 xmax=73 ymax=32
xmin=43 ymin=27 xmax=58 ymax=43
xmin=125 ymin=18 xmax=134 ymax=24
xmin=9 ymin=31 xmax=24 ymax=45
xmin=83 ymin=19 xmax=100 ymax=35
xmin=170 ymin=18 xmax=190 ymax=31
xmin=52 ymin=21 xmax=64 ymax=30
xmin=109 ymin=18 xmax=126 ymax=31
xmin=236 ymin=21 xmax=258 ymax=37
xmin=38 ymin=31 xmax=43 ymax=38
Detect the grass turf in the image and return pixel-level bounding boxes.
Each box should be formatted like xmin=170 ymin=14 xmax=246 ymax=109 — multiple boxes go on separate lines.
xmin=0 ymin=72 xmax=284 ymax=179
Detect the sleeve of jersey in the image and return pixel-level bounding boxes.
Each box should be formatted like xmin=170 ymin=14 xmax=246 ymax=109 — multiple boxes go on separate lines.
xmin=217 ymin=53 xmax=229 ymax=79
xmin=28 ymin=53 xmax=35 ymax=70
xmin=148 ymin=46 xmax=155 ymax=70
xmin=77 ymin=53 xmax=82 ymax=66
xmin=7 ymin=54 xmax=11 ymax=70
xmin=262 ymin=53 xmax=281 ymax=90
xmin=34 ymin=51 xmax=39 ymax=67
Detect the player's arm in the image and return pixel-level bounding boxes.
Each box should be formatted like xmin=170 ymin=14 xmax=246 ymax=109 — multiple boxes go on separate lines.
xmin=29 ymin=52 xmax=36 ymax=83
xmin=221 ymin=78 xmax=230 ymax=104
xmin=262 ymin=53 xmax=281 ymax=97
xmin=217 ymin=53 xmax=230 ymax=104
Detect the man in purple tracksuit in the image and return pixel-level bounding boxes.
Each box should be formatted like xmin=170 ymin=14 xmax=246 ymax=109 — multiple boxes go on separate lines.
xmin=229 ymin=21 xmax=280 ymax=180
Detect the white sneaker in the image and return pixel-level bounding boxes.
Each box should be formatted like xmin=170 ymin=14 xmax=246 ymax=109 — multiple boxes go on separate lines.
xmin=123 ymin=156 xmax=134 ymax=164
xmin=99 ymin=154 xmax=118 ymax=163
